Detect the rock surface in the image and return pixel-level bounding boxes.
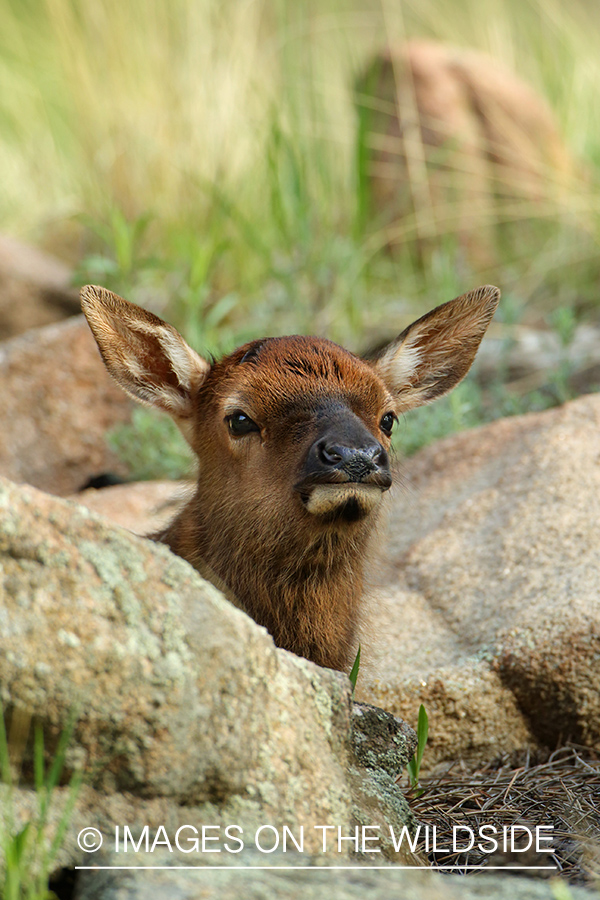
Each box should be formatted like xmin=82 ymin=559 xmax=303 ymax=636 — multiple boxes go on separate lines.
xmin=73 ymin=853 xmax=598 ymax=900
xmin=0 ymin=234 xmax=80 ymax=339
xmin=0 ymin=316 xmax=133 ymax=495
xmin=0 ymin=476 xmax=417 ymax=871
xmin=2 ymin=391 xmax=600 ymax=897
xmin=359 ymin=393 xmax=600 ymax=766
xmin=71 ymin=480 xmax=189 ymax=535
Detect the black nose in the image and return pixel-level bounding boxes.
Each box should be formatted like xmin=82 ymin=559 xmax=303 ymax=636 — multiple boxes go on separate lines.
xmin=318 ymin=439 xmax=388 ymax=481
xmin=299 ymin=409 xmax=392 ymax=489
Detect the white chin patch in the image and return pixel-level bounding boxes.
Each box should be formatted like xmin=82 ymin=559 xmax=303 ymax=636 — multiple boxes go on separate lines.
xmin=304 ymin=483 xmax=383 ymax=517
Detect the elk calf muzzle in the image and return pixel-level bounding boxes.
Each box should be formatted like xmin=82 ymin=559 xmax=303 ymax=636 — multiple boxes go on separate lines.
xmin=295 ymin=410 xmax=391 ymax=519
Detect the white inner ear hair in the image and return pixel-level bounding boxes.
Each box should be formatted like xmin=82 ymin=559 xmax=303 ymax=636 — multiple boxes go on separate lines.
xmin=128 ymin=319 xmax=209 ymax=391
xmin=155 ymin=327 xmax=203 ymax=390
xmin=377 ymin=339 xmax=423 ymax=392
xmin=136 ymin=380 xmax=192 ymax=416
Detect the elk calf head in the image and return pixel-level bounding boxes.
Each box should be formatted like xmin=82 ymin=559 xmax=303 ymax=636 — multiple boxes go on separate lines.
xmin=82 ymin=283 xmax=499 ymax=671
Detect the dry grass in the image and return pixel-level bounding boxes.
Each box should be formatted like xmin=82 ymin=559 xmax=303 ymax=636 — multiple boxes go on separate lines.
xmin=1 ymin=0 xmax=600 ymax=261
xmin=405 ymin=744 xmax=600 ymax=885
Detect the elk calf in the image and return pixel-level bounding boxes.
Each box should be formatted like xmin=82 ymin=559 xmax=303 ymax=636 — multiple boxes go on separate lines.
xmin=82 ymin=284 xmax=499 ymax=671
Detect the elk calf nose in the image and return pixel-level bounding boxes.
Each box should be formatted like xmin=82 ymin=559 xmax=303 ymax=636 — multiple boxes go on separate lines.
xmin=299 ymin=430 xmax=391 ymax=521
xmin=318 ymin=439 xmax=390 ymax=483
xmin=300 ymin=408 xmax=392 ymax=490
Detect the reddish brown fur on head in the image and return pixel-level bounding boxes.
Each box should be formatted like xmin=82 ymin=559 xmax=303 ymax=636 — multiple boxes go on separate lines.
xmin=81 ymin=283 xmax=499 ymax=671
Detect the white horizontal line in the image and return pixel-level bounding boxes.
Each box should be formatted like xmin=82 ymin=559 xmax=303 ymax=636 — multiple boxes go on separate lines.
xmin=75 ymin=865 xmax=557 ymax=871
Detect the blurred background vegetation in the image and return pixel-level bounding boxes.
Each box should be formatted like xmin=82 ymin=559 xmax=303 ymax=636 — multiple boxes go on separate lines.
xmin=1 ymin=0 xmax=599 ymax=476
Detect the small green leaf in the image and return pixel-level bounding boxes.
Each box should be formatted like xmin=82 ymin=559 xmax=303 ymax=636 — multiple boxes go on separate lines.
xmin=415 ymin=704 xmax=429 ymax=770
xmin=349 ymin=645 xmax=361 ymax=694
xmin=407 ymin=704 xmax=429 ymax=793
xmin=5 ymin=822 xmax=30 ymax=869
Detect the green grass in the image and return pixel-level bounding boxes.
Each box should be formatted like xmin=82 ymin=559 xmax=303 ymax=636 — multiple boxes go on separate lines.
xmin=0 ymin=0 xmax=599 ymax=478
xmin=0 ymin=707 xmax=81 ymax=900
xmin=107 ymin=408 xmax=194 ymax=482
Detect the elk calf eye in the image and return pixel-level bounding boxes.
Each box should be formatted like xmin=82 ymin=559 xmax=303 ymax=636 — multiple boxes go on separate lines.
xmin=227 ymin=411 xmax=259 ymax=436
xmin=380 ymin=412 xmax=396 ymax=436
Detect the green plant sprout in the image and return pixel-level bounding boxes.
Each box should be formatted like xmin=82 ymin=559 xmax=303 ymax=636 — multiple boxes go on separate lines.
xmin=407 ymin=704 xmax=429 ymax=795
xmin=349 ymin=645 xmax=361 ymax=696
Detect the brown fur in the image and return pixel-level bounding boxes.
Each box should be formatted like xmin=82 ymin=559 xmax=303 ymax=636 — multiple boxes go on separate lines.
xmin=156 ymin=336 xmax=393 ymax=670
xmin=81 ymin=283 xmax=500 ymax=671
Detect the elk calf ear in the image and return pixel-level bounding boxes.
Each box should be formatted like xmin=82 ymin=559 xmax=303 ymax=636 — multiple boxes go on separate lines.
xmin=373 ymin=285 xmax=500 ymax=411
xmin=81 ymin=285 xmax=210 ymax=442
